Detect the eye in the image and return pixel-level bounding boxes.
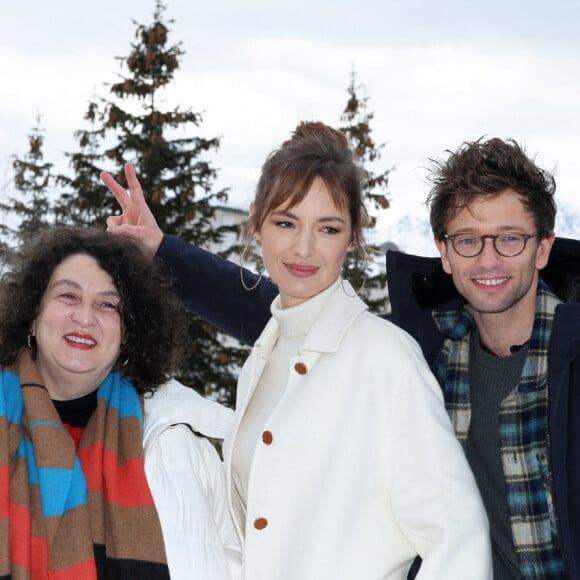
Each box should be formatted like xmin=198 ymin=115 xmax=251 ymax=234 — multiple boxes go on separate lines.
xmin=98 ymin=301 xmax=120 ymax=312
xmin=58 ymin=292 xmax=79 ymax=302
xmin=274 ymin=220 xmax=293 ymax=229
xmin=455 ymin=235 xmax=479 ymax=246
xmin=500 ymin=233 xmax=523 ymax=243
xmin=321 ymin=226 xmax=340 ymax=234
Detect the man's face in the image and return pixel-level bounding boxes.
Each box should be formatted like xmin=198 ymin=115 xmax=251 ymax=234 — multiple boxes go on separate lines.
xmin=435 ymin=189 xmax=555 ymax=320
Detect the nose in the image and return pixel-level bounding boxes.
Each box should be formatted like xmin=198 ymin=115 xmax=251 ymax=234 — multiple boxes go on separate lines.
xmin=291 ymin=229 xmax=313 ymax=257
xmin=71 ymin=302 xmax=97 ymax=326
xmin=476 ymin=237 xmax=504 ymax=266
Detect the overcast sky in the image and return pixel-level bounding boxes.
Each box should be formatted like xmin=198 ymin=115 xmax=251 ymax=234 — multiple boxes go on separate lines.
xmin=2 ymin=0 xmax=579 ymax=232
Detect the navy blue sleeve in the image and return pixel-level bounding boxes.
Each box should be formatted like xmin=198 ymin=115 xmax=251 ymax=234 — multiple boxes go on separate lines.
xmin=549 ymin=305 xmax=580 ymax=579
xmin=156 ymin=235 xmax=278 ymax=346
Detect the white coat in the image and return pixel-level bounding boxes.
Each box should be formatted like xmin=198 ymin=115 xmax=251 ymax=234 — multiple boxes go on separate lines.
xmin=144 ymin=379 xmax=242 ymax=580
xmin=224 ymin=284 xmax=492 ymax=580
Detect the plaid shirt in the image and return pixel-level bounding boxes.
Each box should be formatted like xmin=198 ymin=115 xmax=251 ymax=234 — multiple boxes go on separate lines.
xmin=433 ymin=280 xmax=566 ymax=579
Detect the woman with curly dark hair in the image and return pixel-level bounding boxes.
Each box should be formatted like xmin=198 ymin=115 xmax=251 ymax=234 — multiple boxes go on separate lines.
xmin=0 ymin=227 xmax=241 ymax=580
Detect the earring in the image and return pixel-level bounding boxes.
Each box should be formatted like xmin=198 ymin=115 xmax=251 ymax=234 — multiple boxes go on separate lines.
xmin=240 ymin=237 xmax=264 ymax=292
xmin=27 ymin=332 xmax=33 ymax=349
xmin=341 ymin=244 xmax=368 ymax=297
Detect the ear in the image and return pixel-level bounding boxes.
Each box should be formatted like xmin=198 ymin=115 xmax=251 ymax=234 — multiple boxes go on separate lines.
xmin=435 ymin=238 xmax=453 ymax=274
xmin=535 ymin=231 xmax=556 ymax=270
xmin=248 ymin=202 xmax=260 ymax=241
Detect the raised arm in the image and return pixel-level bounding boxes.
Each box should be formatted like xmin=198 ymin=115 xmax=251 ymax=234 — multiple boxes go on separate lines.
xmin=157 ymin=235 xmax=276 ymax=345
xmin=100 ymin=163 xmax=277 ymax=345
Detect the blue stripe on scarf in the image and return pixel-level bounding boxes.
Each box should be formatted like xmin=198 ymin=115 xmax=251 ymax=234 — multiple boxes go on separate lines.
xmin=39 ymin=461 xmax=88 ymax=517
xmin=500 ymin=415 xmax=545 ymax=435
xmin=0 ymin=371 xmax=24 ymax=424
xmin=97 ymin=372 xmax=143 ymax=421
xmin=30 ymin=420 xmax=67 ymax=431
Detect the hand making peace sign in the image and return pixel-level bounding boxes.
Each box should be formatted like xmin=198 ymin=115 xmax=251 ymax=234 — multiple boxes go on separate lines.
xmin=100 ymin=162 xmax=164 ymax=259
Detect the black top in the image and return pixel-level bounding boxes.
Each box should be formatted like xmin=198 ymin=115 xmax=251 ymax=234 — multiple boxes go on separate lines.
xmin=53 ymin=389 xmax=98 ymax=427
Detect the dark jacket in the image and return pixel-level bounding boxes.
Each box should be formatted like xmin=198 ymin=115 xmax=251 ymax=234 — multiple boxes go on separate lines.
xmin=386 ymin=237 xmax=580 ymax=580
xmin=158 ymin=236 xmax=275 ymax=346
xmin=158 ymin=234 xmax=580 ymax=579
xmin=547 ymin=302 xmax=580 ymax=580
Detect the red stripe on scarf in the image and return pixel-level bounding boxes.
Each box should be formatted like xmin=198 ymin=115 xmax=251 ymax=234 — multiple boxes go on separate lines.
xmin=63 ymin=424 xmax=85 ymax=450
xmin=103 ymin=453 xmax=155 ymax=506
xmin=10 ymin=502 xmax=32 ymax=569
xmin=31 ymin=536 xmax=48 ymax=578
xmin=78 ymin=442 xmax=155 ymax=507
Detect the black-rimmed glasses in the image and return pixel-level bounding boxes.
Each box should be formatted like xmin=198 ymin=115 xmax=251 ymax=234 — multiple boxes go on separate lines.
xmin=443 ymin=232 xmax=541 ymax=258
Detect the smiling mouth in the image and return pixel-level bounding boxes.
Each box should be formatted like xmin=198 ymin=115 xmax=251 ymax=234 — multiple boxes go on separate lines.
xmin=473 ymin=277 xmax=509 ymax=286
xmin=285 ymin=263 xmax=318 ymax=276
xmin=65 ymin=335 xmax=97 ymax=346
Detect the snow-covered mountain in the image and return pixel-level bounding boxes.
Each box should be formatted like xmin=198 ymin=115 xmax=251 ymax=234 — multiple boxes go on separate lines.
xmin=372 ymin=202 xmax=580 ymax=258
xmin=555 ymin=203 xmax=580 ymax=239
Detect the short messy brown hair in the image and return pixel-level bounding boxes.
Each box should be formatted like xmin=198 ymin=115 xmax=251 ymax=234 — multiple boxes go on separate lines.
xmin=427 ymin=137 xmax=556 ymax=240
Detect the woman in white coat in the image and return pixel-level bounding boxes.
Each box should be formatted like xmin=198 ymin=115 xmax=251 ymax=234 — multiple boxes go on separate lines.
xmin=102 ymin=122 xmax=492 ymax=579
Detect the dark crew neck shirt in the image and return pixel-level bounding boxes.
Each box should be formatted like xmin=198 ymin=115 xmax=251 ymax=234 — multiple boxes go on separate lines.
xmin=466 ymin=332 xmax=529 ymax=580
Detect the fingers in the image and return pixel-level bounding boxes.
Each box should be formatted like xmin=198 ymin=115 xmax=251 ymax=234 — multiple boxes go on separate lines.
xmin=122 ymin=162 xmax=147 ymax=206
xmin=100 ymin=162 xmax=146 ymax=208
xmin=100 ymin=170 xmax=132 ymax=212
xmin=101 ymin=164 xmax=163 ymax=259
xmin=106 ymin=215 xmax=123 ymax=229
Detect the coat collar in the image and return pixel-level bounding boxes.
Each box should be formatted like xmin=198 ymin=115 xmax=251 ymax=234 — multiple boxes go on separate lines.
xmin=253 ymin=280 xmax=369 ymax=358
xmin=551 ymin=301 xmax=580 ymax=367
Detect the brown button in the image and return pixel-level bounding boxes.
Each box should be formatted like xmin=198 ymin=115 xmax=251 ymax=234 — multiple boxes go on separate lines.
xmin=254 ymin=517 xmax=268 ymax=530
xmin=294 ymin=362 xmax=307 ymax=375
xmin=262 ymin=430 xmax=273 ymax=445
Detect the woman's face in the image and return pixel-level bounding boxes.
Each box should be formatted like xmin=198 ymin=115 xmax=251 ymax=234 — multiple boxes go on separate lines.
xmin=32 ymin=254 xmax=123 ymax=400
xmin=253 ymin=176 xmax=354 ymax=309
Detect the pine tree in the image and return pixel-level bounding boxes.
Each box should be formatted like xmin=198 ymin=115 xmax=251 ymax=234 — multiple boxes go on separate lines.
xmin=54 ymin=99 xmax=109 ymax=226
xmin=56 ymin=1 xmax=247 ymax=406
xmin=339 ymin=71 xmax=391 ymax=313
xmin=0 ymin=115 xmax=54 ymax=262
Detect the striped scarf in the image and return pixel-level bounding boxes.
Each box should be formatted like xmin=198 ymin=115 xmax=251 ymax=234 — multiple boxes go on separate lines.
xmin=433 ymin=280 xmax=566 ymax=578
xmin=0 ymin=348 xmax=169 ymax=580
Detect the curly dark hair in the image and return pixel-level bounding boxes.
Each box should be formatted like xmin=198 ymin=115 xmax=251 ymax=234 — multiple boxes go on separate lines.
xmin=426 ymin=137 xmax=557 ymax=241
xmin=0 ymin=226 xmax=188 ymax=393
xmin=251 ymin=121 xmax=367 ymax=245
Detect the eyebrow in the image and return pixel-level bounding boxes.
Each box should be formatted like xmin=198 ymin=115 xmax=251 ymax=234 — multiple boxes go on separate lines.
xmin=450 ymin=225 xmax=530 ymax=234
xmin=50 ymin=279 xmax=121 ymax=298
xmin=271 ymin=209 xmax=347 ymax=224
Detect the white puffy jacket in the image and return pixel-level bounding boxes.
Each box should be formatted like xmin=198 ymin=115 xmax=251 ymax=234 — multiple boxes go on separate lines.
xmin=144 ymin=378 xmax=242 ymax=580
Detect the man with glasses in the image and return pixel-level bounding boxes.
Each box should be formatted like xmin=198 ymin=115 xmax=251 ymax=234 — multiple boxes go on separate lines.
xmin=102 ymin=137 xmax=580 ymax=579
xmin=388 ymin=137 xmax=580 ymax=579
